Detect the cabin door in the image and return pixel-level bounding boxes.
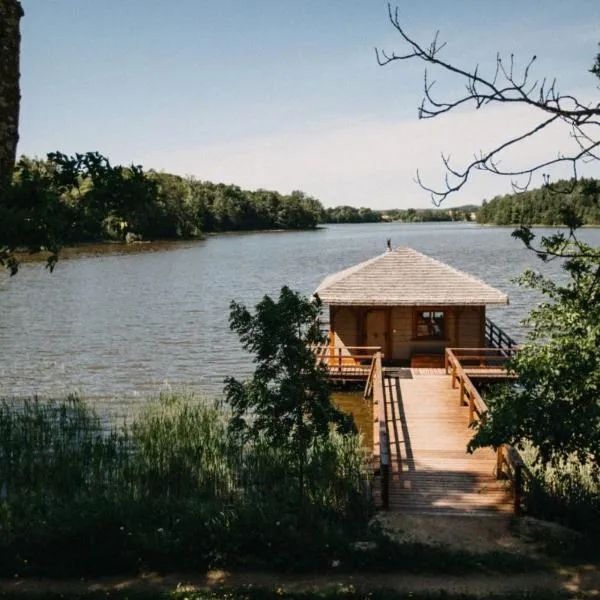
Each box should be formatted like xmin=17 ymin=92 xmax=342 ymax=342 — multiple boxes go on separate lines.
xmin=365 ymin=310 xmax=388 ymax=355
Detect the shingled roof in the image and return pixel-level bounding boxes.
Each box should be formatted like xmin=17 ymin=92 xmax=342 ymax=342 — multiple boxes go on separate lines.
xmin=315 ymin=247 xmax=508 ymax=306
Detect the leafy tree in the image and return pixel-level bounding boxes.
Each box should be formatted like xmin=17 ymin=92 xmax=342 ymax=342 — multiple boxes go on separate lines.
xmin=469 ymin=234 xmax=600 ymax=477
xmin=224 ymin=287 xmax=355 ymax=506
xmin=0 ymin=155 xmax=72 ymax=273
xmin=476 ymin=178 xmax=600 ymax=226
xmin=324 ymin=205 xmax=382 ymax=223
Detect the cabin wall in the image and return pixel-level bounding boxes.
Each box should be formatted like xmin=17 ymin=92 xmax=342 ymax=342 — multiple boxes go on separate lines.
xmin=390 ymin=305 xmax=484 ymax=360
xmin=329 ymin=304 xmax=486 ymax=361
xmin=330 ymin=306 xmax=357 ymax=349
xmin=458 ymin=306 xmax=485 ymax=348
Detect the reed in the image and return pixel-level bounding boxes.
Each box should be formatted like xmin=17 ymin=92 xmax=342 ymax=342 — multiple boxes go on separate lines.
xmin=0 ymin=393 xmax=370 ymax=576
xmin=522 ymin=447 xmax=600 ymax=533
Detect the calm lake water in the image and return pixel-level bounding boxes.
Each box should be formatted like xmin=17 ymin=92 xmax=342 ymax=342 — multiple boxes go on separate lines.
xmin=1 ymin=222 xmax=599 ymax=418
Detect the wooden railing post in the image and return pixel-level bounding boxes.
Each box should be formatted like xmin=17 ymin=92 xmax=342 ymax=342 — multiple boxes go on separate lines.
xmin=468 ymin=391 xmax=475 ymax=422
xmin=514 ymin=464 xmax=523 ymax=515
xmin=496 ymin=446 xmax=503 ymax=479
xmin=381 ymin=461 xmax=389 ymax=510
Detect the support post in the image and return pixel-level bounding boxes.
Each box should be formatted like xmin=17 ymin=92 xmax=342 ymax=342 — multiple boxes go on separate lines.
xmin=468 ymin=391 xmax=474 ymax=422
xmin=514 ymin=464 xmax=523 ymax=514
xmin=381 ymin=462 xmax=389 ymax=510
xmin=496 ymin=446 xmax=503 ymax=479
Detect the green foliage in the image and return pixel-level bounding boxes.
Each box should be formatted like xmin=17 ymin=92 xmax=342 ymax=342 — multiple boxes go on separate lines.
xmin=476 ymin=178 xmax=600 ymax=226
xmin=324 ymin=205 xmax=381 ymax=223
xmin=590 ymin=42 xmax=600 ymax=80
xmin=469 ymin=234 xmax=600 ymax=478
xmin=1 ymin=152 xmax=326 ymax=274
xmin=225 ymin=287 xmax=356 ymax=506
xmin=383 ymin=206 xmax=475 ymax=222
xmin=524 ymin=451 xmax=600 ymax=533
xmin=0 ymin=393 xmax=369 ymax=576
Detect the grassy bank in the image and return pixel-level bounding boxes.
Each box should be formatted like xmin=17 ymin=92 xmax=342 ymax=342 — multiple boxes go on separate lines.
xmin=0 ymin=394 xmax=554 ymax=579
xmin=0 ymin=394 xmax=369 ymax=577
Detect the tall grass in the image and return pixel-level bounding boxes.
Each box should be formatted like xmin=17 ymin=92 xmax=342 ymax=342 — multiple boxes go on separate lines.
xmin=0 ymin=393 xmax=370 ymax=576
xmin=521 ymin=446 xmax=600 ymax=533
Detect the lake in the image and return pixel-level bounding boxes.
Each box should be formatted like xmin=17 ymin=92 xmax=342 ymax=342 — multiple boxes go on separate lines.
xmin=1 ymin=222 xmax=598 ymax=416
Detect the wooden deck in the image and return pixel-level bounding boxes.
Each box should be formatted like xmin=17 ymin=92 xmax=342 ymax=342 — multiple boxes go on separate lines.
xmin=372 ymin=370 xmax=513 ymax=514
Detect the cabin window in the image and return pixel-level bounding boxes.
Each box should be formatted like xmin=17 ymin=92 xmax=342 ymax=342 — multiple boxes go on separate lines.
xmin=414 ymin=310 xmax=445 ymax=339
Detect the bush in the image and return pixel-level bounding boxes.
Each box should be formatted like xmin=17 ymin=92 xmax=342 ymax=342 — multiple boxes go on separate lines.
xmin=523 ymin=450 xmax=600 ymax=534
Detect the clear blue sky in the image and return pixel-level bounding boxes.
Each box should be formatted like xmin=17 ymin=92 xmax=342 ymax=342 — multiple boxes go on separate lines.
xmin=19 ymin=0 xmax=600 ymax=209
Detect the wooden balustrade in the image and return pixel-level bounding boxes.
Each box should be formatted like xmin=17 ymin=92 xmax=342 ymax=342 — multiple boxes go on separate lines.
xmin=485 ymin=317 xmax=517 ymax=349
xmin=445 ymin=347 xmax=529 ymax=514
xmin=368 ymin=352 xmax=389 ymax=509
xmin=313 ymin=345 xmax=382 ymax=382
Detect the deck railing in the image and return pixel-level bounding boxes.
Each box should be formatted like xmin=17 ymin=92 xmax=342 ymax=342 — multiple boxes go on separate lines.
xmin=444 ymin=346 xmax=518 ymax=372
xmin=485 ymin=317 xmax=517 ymax=349
xmin=313 ymin=345 xmax=382 ymax=381
xmin=366 ymin=351 xmax=389 ymax=509
xmin=445 ymin=347 xmax=529 ymax=514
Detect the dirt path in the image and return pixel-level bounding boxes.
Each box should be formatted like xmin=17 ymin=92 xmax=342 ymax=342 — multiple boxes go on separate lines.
xmin=1 ymin=567 xmax=599 ymax=598
xmin=1 ymin=515 xmax=598 ymax=597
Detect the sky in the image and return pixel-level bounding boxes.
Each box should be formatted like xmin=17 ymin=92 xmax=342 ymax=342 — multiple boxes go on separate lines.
xmin=18 ymin=0 xmax=600 ymax=209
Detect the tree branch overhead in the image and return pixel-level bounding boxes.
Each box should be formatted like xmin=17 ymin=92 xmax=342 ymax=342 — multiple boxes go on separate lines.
xmin=377 ymin=4 xmax=600 ymax=205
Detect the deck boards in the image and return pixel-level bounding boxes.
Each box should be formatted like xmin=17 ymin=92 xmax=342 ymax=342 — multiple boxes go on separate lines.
xmin=373 ymin=370 xmax=513 ymax=514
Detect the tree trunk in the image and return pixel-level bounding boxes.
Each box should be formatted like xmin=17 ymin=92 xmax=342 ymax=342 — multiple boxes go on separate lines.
xmin=0 ymin=0 xmax=24 ymax=193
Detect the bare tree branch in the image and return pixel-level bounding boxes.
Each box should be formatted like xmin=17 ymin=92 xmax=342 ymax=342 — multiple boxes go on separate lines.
xmin=376 ymin=4 xmax=600 ymax=205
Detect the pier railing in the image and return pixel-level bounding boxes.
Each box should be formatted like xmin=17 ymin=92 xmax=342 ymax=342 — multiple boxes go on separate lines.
xmin=366 ymin=351 xmax=389 ymax=509
xmin=445 ymin=347 xmax=529 ymax=514
xmin=485 ymin=317 xmax=517 ymax=349
xmin=313 ymin=345 xmax=382 ymax=381
xmin=444 ymin=346 xmax=518 ymax=372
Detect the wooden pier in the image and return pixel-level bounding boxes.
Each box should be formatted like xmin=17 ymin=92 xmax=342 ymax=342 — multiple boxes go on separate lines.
xmin=313 ymin=247 xmax=525 ymax=515
xmin=372 ymin=369 xmax=513 ymax=513
xmin=366 ymin=348 xmax=527 ymax=515
xmin=313 ymin=344 xmax=526 ymax=515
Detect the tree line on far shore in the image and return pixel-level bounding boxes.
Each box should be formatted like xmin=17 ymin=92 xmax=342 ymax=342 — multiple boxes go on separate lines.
xmin=7 ymin=153 xmax=600 ymax=257
xmin=476 ymin=178 xmax=600 ymax=226
xmin=6 ymin=152 xmax=325 ymax=246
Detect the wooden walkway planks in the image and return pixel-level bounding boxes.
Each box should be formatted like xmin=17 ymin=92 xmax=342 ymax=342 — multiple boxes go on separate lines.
xmin=373 ymin=370 xmax=513 ymax=514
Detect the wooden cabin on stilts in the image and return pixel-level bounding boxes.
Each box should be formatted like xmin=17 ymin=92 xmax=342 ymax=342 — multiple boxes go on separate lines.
xmin=314 ymin=246 xmax=527 ymax=515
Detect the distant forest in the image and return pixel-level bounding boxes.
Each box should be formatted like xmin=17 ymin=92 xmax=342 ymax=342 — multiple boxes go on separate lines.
xmin=9 ymin=152 xmax=326 ymax=244
xmin=12 ymin=154 xmax=597 ymax=247
xmin=8 ymin=152 xmax=476 ymax=246
xmin=382 ymin=206 xmax=477 ymax=223
xmin=476 ymin=178 xmax=600 ymax=225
